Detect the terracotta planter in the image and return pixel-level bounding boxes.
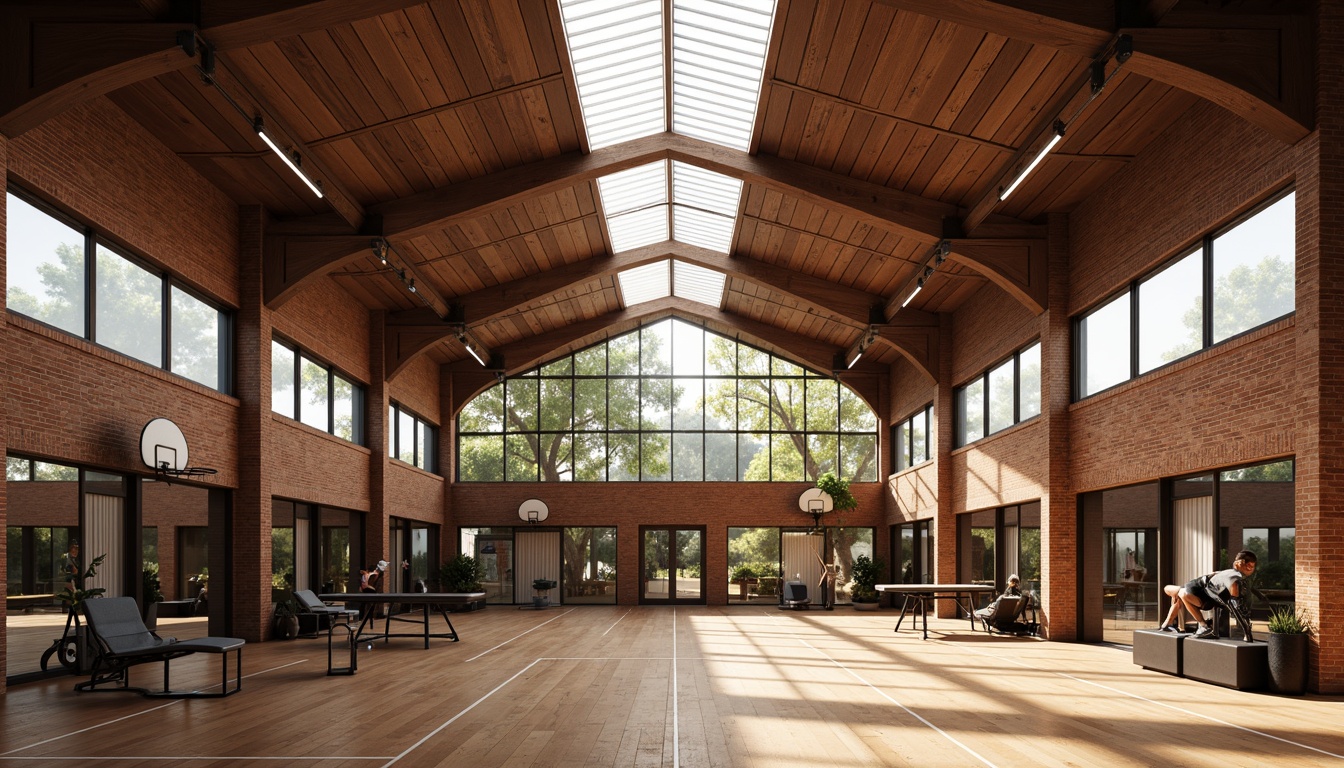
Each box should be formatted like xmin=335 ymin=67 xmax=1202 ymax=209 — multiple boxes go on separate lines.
xmin=853 ymin=601 xmax=879 ymax=611
xmin=1267 ymin=632 xmax=1308 ymax=695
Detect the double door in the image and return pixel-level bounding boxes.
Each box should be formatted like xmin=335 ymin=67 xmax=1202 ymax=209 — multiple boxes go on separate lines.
xmin=640 ymin=527 xmax=704 ymax=604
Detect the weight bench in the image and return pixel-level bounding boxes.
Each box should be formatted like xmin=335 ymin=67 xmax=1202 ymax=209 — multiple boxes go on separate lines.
xmin=78 ymin=596 xmax=245 ymax=698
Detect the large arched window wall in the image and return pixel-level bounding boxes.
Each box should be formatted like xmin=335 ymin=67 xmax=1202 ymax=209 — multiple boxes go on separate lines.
xmin=457 ymin=317 xmax=879 ymax=483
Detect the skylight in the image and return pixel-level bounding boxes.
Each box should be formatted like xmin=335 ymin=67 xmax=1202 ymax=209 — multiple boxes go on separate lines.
xmin=671 ymin=162 xmax=742 ymax=252
xmin=616 ymin=259 xmax=727 ymax=308
xmin=559 ymin=0 xmax=775 ymax=152
xmin=671 ymin=0 xmax=774 ymax=151
xmin=597 ymin=161 xmax=668 ymax=253
xmin=558 ymin=0 xmax=666 ymax=150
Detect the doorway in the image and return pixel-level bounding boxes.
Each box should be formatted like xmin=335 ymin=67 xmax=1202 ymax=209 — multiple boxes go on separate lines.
xmin=640 ymin=527 xmax=704 ymax=604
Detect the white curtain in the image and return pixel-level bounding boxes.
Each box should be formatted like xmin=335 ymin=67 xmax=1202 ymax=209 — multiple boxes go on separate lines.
xmin=515 ymin=530 xmax=561 ymax=603
xmin=782 ymin=532 xmax=825 ymax=595
xmin=1173 ymin=496 xmax=1214 ymax=584
xmin=84 ymin=494 xmax=124 ymax=597
xmin=295 ymin=518 xmax=311 ymax=591
xmin=1003 ymin=526 xmax=1020 ymax=580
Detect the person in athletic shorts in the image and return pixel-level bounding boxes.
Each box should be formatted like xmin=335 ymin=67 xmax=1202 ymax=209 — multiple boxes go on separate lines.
xmin=1158 ymin=550 xmax=1257 ymax=638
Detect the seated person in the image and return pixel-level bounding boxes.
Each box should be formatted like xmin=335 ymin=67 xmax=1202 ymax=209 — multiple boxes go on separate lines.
xmin=975 ymin=574 xmax=1023 ymax=621
xmin=1158 ymin=549 xmax=1257 ymax=638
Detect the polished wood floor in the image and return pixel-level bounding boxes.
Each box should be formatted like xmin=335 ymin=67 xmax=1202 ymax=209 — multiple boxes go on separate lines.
xmin=1 ymin=606 xmax=1341 ymax=767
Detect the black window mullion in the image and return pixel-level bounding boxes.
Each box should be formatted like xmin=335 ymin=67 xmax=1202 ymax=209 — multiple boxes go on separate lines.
xmin=1129 ymin=286 xmax=1140 ymax=380
xmin=327 ymin=367 xmax=335 ymax=437
xmin=982 ymin=373 xmax=990 ymax=439
xmin=85 ymin=230 xmax=96 ymax=341
xmin=1202 ymin=235 xmax=1214 ymax=349
xmin=1013 ymin=350 xmax=1021 ymax=425
xmin=162 ymin=279 xmax=172 ymax=370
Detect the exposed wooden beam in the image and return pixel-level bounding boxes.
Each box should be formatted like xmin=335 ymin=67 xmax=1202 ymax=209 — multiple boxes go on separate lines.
xmin=0 ymin=0 xmax=429 ymax=137
xmin=263 ymin=233 xmax=372 ymax=308
xmin=873 ymin=309 xmax=941 ymax=383
xmin=449 ymin=241 xmax=882 ymax=329
xmin=872 ymin=0 xmax=1311 ymax=143
xmin=385 ymin=308 xmax=459 ymax=381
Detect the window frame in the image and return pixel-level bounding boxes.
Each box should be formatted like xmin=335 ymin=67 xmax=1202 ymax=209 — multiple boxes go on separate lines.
xmin=955 ymin=340 xmax=1041 ymax=448
xmin=270 ymin=335 xmax=366 ymax=446
xmin=389 ymin=401 xmax=439 ymax=474
xmin=456 ymin=318 xmax=879 ymax=483
xmin=1073 ymin=187 xmax=1296 ymax=401
xmin=6 ymin=186 xmax=234 ymax=394
xmin=890 ymin=404 xmax=933 ymax=473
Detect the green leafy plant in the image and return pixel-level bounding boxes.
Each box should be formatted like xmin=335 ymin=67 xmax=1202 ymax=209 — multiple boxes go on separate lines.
xmin=532 ymin=578 xmax=557 ymax=592
xmin=1267 ymin=604 xmax=1312 ymax=635
xmin=816 ymin=472 xmax=858 ymax=525
xmin=273 ymin=598 xmax=298 ymax=620
xmin=141 ymin=564 xmax=164 ymax=603
xmin=57 ymin=553 xmax=107 ymax=609
xmin=730 ymin=564 xmax=759 ymax=582
xmin=439 ymin=554 xmax=486 ymax=592
xmin=850 ymin=553 xmax=885 ymax=603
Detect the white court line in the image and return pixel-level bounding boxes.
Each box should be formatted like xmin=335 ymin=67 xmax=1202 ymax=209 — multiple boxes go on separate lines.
xmin=0 ymin=659 xmax=309 ymax=758
xmin=765 ymin=612 xmax=999 ymax=768
xmin=672 ymin=606 xmax=679 ymax=768
xmin=382 ymin=659 xmax=542 ymax=768
xmin=464 ymin=608 xmax=575 ymax=662
xmin=601 ymin=608 xmax=632 ymax=636
xmin=951 ymin=642 xmax=1344 ymax=761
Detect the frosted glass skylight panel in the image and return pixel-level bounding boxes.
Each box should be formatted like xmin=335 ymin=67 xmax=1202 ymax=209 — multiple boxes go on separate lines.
xmin=598 ymin=161 xmax=669 ymax=252
xmin=671 ymin=161 xmax=741 ymax=252
xmin=672 ymin=259 xmax=726 ymax=306
xmin=671 ymin=0 xmax=774 ymax=151
xmin=618 ymin=260 xmax=671 ymax=306
xmin=560 ymin=0 xmax=666 ymax=149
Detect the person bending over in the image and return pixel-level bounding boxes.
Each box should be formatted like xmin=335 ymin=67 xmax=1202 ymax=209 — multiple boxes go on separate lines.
xmin=1158 ymin=550 xmax=1257 ymax=638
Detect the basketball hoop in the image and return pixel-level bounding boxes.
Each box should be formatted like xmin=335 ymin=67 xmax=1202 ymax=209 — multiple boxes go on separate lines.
xmin=798 ymin=488 xmax=834 ymax=533
xmin=140 ymin=418 xmax=218 ymax=483
xmin=518 ymin=499 xmax=549 ymax=524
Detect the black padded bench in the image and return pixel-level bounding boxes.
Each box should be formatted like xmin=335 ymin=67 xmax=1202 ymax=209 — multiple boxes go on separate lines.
xmin=1132 ymin=629 xmax=1184 ymax=675
xmin=78 ymin=597 xmax=245 ymax=698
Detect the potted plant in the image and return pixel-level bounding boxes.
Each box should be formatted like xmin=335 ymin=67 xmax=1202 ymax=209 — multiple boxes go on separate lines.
xmin=1266 ymin=604 xmax=1312 ymax=695
xmin=272 ymin=598 xmax=300 ymax=640
xmin=532 ymin=578 xmax=557 ymax=608
xmin=850 ymin=553 xmax=884 ymax=611
xmin=730 ymin=564 xmax=759 ymax=601
xmin=141 ymin=565 xmax=164 ymax=629
xmin=438 ymin=554 xmax=487 ymax=611
xmin=816 ymin=472 xmax=858 ymax=526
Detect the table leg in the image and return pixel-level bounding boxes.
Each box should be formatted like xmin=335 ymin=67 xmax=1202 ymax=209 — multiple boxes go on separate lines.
xmin=893 ymin=594 xmax=913 ymax=633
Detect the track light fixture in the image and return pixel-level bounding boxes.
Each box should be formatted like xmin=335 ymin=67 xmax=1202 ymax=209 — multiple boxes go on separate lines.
xmin=899 ymin=240 xmax=951 ymax=310
xmin=458 ymin=331 xmax=489 ymax=367
xmin=368 ymin=238 xmax=425 ymax=301
xmin=254 ymin=116 xmax=324 ymax=198
xmin=844 ymin=326 xmax=879 ymax=369
xmin=997 ymin=34 xmax=1132 ymax=202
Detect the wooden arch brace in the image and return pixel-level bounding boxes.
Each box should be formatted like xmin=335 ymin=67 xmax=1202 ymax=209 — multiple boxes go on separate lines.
xmin=385 ymin=308 xmax=460 ymax=381
xmin=947 ymin=238 xmax=1049 ymax=316
xmin=0 ymin=0 xmax=431 ymax=137
xmin=874 ymin=309 xmax=940 ymax=383
xmin=871 ymin=0 xmax=1311 ymax=144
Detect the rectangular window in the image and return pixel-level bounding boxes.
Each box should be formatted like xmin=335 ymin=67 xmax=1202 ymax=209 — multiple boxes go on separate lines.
xmin=390 ymin=402 xmax=439 ymax=474
xmin=1075 ymin=188 xmax=1295 ymax=399
xmin=271 ymin=336 xmax=363 ymax=444
xmin=892 ymin=404 xmax=932 ymax=472
xmin=6 ymin=190 xmax=232 ymax=392
xmin=95 ymin=243 xmax=163 ymax=366
xmin=1078 ymin=292 xmax=1131 ymax=398
xmin=171 ymin=286 xmax=224 ymax=389
xmin=957 ymin=380 xmax=984 ymax=446
xmin=272 ymin=341 xmax=296 ymax=419
xmin=5 ymin=191 xmax=86 ymax=337
xmin=956 ymin=341 xmax=1039 ymax=448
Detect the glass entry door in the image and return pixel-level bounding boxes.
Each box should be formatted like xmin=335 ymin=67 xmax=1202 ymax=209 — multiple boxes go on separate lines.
xmin=641 ymin=527 xmax=704 ymax=604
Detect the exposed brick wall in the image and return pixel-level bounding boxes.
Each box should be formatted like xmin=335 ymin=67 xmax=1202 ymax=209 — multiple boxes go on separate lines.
xmin=269 ymin=416 xmax=372 ymax=510
xmin=272 ymin=275 xmax=372 ymax=384
xmin=950 ymin=283 xmax=1039 ymax=386
xmin=951 ymin=422 xmax=1046 ymax=512
xmin=390 ymin=352 xmax=442 ymax=426
xmin=386 ymin=462 xmax=444 ymax=524
xmin=7 ymin=98 xmax=239 ymax=308
xmin=448 ymin=481 xmax=888 ymax=606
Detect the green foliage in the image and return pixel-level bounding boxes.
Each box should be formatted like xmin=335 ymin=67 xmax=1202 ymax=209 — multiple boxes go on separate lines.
xmin=57 ymin=553 xmax=107 ymax=608
xmin=440 ymin=554 xmax=486 ymax=592
xmin=817 ymin=472 xmax=858 ymax=512
xmin=850 ymin=553 xmax=885 ymax=602
xmin=532 ymin=578 xmax=557 ymax=591
xmin=1169 ymin=254 xmax=1294 ymax=362
xmin=1267 ymin=604 xmax=1311 ymax=634
xmin=142 ymin=565 xmax=164 ymax=603
xmin=731 ymin=564 xmax=758 ymax=581
xmin=272 ymin=598 xmax=298 ymax=620
xmin=1221 ymin=460 xmax=1294 ymax=482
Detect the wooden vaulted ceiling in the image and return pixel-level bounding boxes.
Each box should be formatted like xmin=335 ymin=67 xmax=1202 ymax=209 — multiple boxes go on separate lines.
xmin=2 ymin=0 xmax=1312 ymax=387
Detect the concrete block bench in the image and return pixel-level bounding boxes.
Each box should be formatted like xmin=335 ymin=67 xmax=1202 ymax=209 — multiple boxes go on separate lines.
xmin=1182 ymin=637 xmax=1267 ymax=691
xmin=1132 ymin=629 xmax=1184 ymax=675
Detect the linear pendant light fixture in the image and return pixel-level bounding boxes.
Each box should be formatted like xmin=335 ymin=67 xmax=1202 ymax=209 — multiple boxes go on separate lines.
xmin=996 ymin=34 xmax=1132 ymax=201
xmin=255 ymin=116 xmax=324 ymax=198
xmin=998 ymin=121 xmax=1064 ymax=201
